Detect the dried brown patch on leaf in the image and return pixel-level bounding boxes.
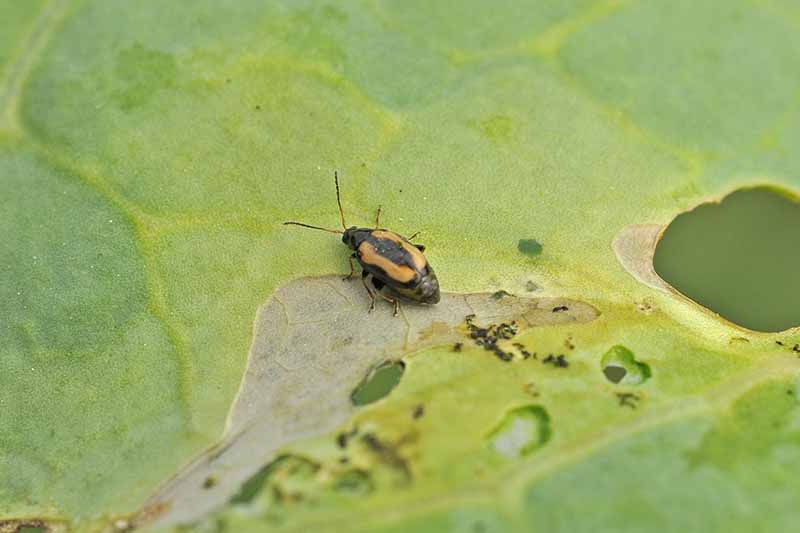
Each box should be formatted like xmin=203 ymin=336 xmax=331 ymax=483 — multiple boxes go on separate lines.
xmin=0 ymin=519 xmax=67 ymax=533
xmin=612 ymin=224 xmax=671 ymax=291
xmin=137 ymin=276 xmax=598 ymax=527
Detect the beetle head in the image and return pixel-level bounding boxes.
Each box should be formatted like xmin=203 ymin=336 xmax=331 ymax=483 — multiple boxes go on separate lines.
xmin=418 ymin=271 xmax=441 ymax=304
xmin=342 ymin=226 xmax=360 ymax=248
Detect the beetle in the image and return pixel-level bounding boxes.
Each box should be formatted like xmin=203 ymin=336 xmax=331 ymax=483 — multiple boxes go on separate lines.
xmin=284 ymin=171 xmax=440 ymax=315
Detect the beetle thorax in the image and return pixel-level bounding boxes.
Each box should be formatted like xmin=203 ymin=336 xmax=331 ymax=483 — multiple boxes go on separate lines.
xmin=342 ymin=226 xmax=371 ymax=250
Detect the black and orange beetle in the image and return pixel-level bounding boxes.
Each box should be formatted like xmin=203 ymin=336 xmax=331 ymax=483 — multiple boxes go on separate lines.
xmin=284 ymin=171 xmax=440 ymax=315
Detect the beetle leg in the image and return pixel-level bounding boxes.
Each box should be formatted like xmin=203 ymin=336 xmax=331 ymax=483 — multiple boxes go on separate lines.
xmin=413 ymin=244 xmax=426 ymax=252
xmin=374 ymin=205 xmax=382 ymax=228
xmin=408 ymin=230 xmax=421 ymax=241
xmin=363 ymin=275 xmax=398 ymax=316
xmin=361 ymin=271 xmax=376 ymax=312
xmin=342 ymin=253 xmax=357 ymax=281
xmin=375 ymin=291 xmax=400 ymax=317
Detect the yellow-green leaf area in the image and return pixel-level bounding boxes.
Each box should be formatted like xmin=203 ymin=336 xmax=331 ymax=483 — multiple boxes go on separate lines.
xmin=0 ymin=2 xmax=44 ymax=78
xmin=0 ymin=145 xmax=194 ymax=521
xmin=1 ymin=0 xmax=799 ymax=531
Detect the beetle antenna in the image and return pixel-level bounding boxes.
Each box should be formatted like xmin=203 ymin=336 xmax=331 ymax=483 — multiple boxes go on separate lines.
xmin=335 ymin=170 xmax=348 ymax=230
xmin=283 ymin=221 xmax=344 ymax=234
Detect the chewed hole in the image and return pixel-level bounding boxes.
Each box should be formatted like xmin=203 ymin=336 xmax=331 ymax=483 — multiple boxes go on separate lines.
xmin=488 ymin=405 xmax=551 ymax=458
xmin=603 ymin=365 xmax=628 ymax=384
xmin=230 ymin=455 xmax=319 ymax=505
xmin=517 ymin=238 xmax=543 ymax=257
xmin=654 ymin=186 xmax=800 ymax=332
xmin=351 ymin=361 xmax=405 ymax=406
xmin=601 ymin=345 xmax=651 ymax=385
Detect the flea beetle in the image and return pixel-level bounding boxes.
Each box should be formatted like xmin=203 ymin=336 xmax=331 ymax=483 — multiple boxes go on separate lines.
xmin=284 ymin=171 xmax=440 ymax=315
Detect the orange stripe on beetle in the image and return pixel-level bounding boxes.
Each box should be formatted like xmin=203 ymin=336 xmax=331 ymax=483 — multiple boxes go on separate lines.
xmin=371 ymin=230 xmax=428 ymax=272
xmin=357 ymin=240 xmax=418 ymax=283
xmin=283 ymin=171 xmax=441 ymax=315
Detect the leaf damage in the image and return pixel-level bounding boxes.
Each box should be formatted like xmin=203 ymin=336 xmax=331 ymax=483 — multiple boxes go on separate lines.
xmin=0 ymin=520 xmax=67 ymax=533
xmin=136 ymin=275 xmax=599 ymax=527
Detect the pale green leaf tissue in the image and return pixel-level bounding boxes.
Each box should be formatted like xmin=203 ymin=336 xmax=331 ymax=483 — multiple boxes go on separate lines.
xmin=1 ymin=1 xmax=799 ymax=532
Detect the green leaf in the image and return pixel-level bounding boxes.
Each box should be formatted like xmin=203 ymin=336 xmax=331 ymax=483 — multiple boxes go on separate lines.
xmin=140 ymin=276 xmax=597 ymax=527
xmin=1 ymin=1 xmax=799 ymax=532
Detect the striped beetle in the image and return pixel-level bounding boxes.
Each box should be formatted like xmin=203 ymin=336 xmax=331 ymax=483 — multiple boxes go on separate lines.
xmin=284 ymin=172 xmax=440 ymax=315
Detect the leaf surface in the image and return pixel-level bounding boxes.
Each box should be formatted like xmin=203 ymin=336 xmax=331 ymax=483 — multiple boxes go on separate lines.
xmin=1 ymin=1 xmax=799 ymax=531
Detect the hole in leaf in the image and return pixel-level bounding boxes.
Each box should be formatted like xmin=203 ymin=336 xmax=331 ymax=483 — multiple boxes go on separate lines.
xmin=654 ymin=186 xmax=800 ymax=332
xmin=603 ymin=365 xmax=628 ymax=384
xmin=517 ymin=238 xmax=543 ymax=257
xmin=488 ymin=405 xmax=551 ymax=458
xmin=230 ymin=455 xmax=320 ymax=505
xmin=351 ymin=361 xmax=405 ymax=406
xmin=230 ymin=461 xmax=276 ymax=505
xmin=601 ymin=345 xmax=651 ymax=385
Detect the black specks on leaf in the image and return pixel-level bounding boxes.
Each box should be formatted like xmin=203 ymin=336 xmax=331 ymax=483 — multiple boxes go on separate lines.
xmin=496 ymin=322 xmax=517 ymax=339
xmin=463 ymin=315 xmax=520 ymax=362
xmin=542 ymin=354 xmax=568 ymax=368
xmin=491 ymin=290 xmax=513 ymax=300
xmin=525 ymin=280 xmax=540 ymax=292
xmin=552 ymin=305 xmax=569 ymax=313
xmin=471 ymin=328 xmax=489 ymax=339
xmin=336 ymin=427 xmax=358 ymax=449
xmin=564 ymin=336 xmax=575 ymax=350
xmin=616 ymin=392 xmax=641 ymax=409
xmin=146 ymin=276 xmax=601 ymax=524
xmin=1 ymin=522 xmax=48 ymax=533
xmin=333 ymin=469 xmax=374 ymax=496
xmin=512 ymin=342 xmax=533 ymax=359
xmin=493 ymin=347 xmax=513 ymax=361
xmin=360 ymin=433 xmax=412 ymax=483
xmin=773 ymin=341 xmax=800 ymax=357
xmin=412 ymin=404 xmax=425 ymax=419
